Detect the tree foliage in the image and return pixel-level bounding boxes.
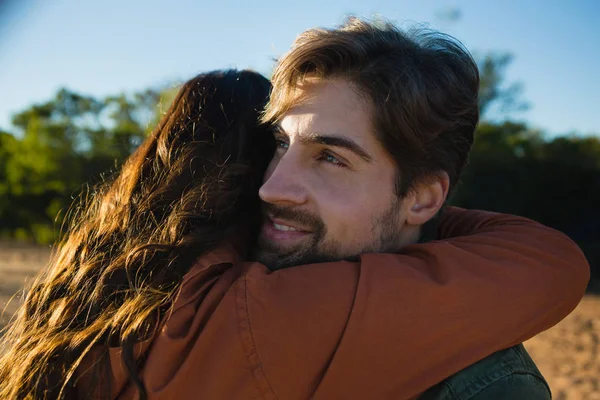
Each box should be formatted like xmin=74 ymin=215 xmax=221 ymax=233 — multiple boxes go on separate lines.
xmin=0 ymin=87 xmax=162 ymax=242
xmin=477 ymin=52 xmax=530 ymax=117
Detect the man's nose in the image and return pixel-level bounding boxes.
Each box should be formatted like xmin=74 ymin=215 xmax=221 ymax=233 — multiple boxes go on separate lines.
xmin=259 ymin=156 xmax=308 ymax=206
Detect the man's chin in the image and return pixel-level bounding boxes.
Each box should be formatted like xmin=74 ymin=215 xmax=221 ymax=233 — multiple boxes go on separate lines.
xmin=255 ymin=251 xmax=300 ymax=271
xmin=255 ymin=247 xmax=346 ymax=271
xmin=254 ymin=241 xmax=315 ymax=270
xmin=254 ymin=233 xmax=341 ymax=270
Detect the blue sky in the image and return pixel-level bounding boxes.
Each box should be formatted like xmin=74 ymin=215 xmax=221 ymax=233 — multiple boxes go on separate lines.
xmin=0 ymin=0 xmax=598 ymax=137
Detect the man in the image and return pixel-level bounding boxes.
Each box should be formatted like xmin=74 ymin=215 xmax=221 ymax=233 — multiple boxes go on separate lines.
xmin=78 ymin=19 xmax=589 ymax=400
xmin=251 ymin=17 xmax=569 ymax=398
xmin=256 ymin=18 xmax=480 ymax=270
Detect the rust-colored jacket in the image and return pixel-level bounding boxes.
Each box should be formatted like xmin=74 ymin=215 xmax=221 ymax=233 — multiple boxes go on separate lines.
xmin=79 ymin=208 xmax=589 ymax=399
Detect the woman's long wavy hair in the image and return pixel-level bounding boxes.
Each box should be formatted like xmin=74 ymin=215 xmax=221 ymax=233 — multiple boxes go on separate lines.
xmin=0 ymin=70 xmax=274 ymax=399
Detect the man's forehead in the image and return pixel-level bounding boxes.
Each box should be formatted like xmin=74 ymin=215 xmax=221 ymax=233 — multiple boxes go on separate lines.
xmin=287 ymin=78 xmax=367 ymax=109
xmin=277 ymin=110 xmax=360 ymax=142
xmin=279 ymin=83 xmax=370 ymax=135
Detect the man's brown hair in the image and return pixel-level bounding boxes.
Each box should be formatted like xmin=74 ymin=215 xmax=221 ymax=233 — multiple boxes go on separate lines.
xmin=264 ymin=17 xmax=480 ymax=196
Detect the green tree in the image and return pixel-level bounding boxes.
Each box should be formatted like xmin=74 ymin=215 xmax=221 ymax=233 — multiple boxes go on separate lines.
xmin=1 ymin=86 xmax=169 ymax=242
xmin=477 ymin=52 xmax=530 ymax=118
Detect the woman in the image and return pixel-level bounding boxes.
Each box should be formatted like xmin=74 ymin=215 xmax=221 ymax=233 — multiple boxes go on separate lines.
xmin=0 ymin=70 xmax=274 ymax=399
xmin=0 ymin=70 xmax=587 ymax=400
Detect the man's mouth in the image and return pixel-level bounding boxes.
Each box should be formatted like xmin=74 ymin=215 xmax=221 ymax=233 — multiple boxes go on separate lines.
xmin=270 ymin=216 xmax=309 ymax=232
xmin=273 ymin=222 xmax=300 ymax=232
xmin=261 ymin=216 xmax=311 ymax=243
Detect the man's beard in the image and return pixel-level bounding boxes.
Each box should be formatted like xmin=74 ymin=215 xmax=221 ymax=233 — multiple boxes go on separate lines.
xmin=253 ymin=203 xmax=341 ymax=270
xmin=253 ymin=197 xmax=404 ymax=270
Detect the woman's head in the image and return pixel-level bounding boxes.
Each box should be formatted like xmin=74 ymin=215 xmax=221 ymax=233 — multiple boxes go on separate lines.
xmin=0 ymin=69 xmax=273 ymax=399
xmin=111 ymin=69 xmax=273 ymax=243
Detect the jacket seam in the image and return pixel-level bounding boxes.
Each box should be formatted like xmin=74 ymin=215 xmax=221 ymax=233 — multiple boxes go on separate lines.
xmin=443 ymin=380 xmax=460 ymax=400
xmin=310 ymin=262 xmax=362 ymax=398
xmin=463 ymin=372 xmax=551 ymax=400
xmin=240 ymin=271 xmax=279 ymax=400
xmin=511 ymin=346 xmax=552 ymax=394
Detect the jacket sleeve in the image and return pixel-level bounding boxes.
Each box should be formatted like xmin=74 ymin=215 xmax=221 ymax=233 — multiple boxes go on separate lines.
xmin=241 ymin=207 xmax=589 ymax=400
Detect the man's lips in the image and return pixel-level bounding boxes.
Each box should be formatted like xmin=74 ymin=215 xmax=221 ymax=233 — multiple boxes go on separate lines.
xmin=268 ymin=216 xmax=311 ymax=233
xmin=261 ymin=216 xmax=311 ymax=242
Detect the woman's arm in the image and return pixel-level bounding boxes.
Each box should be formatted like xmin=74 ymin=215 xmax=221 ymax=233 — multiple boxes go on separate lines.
xmin=241 ymin=207 xmax=589 ymax=399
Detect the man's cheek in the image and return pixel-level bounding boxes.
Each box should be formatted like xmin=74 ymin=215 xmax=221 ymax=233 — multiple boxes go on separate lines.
xmin=262 ymin=159 xmax=279 ymax=183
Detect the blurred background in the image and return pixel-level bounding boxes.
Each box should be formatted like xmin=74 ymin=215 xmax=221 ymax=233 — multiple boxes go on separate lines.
xmin=0 ymin=0 xmax=598 ymax=398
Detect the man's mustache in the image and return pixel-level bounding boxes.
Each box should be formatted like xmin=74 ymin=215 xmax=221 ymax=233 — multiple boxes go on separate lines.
xmin=261 ymin=203 xmax=324 ymax=232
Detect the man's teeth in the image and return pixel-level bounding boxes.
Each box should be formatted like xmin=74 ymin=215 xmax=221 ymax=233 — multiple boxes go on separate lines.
xmin=273 ymin=223 xmax=299 ymax=232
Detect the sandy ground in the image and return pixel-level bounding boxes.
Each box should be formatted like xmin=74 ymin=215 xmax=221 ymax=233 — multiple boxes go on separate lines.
xmin=0 ymin=242 xmax=53 ymax=332
xmin=0 ymin=242 xmax=598 ymax=399
xmin=524 ymin=296 xmax=600 ymax=400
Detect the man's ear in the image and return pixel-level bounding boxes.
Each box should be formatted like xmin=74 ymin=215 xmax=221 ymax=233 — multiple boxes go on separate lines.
xmin=405 ymin=172 xmax=450 ymax=226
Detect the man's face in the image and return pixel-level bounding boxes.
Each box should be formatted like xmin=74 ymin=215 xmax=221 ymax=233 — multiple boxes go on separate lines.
xmin=255 ymin=79 xmax=417 ymax=270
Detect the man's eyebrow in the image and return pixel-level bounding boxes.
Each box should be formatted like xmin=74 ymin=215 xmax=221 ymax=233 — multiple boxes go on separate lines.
xmin=273 ymin=125 xmax=288 ymax=138
xmin=274 ymin=125 xmax=373 ymax=163
xmin=301 ymin=133 xmax=373 ymax=163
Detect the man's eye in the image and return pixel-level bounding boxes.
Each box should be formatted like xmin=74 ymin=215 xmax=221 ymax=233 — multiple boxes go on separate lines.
xmin=319 ymin=151 xmax=347 ymax=168
xmin=275 ymin=139 xmax=289 ymax=150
